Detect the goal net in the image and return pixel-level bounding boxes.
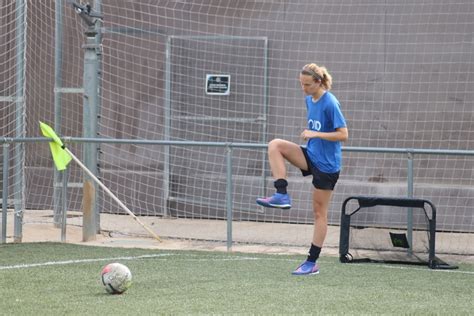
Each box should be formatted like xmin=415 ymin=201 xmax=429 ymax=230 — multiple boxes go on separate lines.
xmin=1 ymin=1 xmax=473 ymax=254
xmin=339 ymin=196 xmax=457 ymax=269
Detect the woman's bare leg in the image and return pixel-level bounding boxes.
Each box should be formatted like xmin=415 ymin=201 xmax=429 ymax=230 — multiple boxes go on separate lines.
xmin=267 ymin=138 xmax=308 ymax=179
xmin=311 ymin=188 xmax=333 ymax=247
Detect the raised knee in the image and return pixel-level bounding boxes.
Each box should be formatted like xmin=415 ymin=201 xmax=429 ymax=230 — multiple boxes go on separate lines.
xmin=268 ymin=138 xmax=284 ymax=155
xmin=268 ymin=138 xmax=284 ymax=152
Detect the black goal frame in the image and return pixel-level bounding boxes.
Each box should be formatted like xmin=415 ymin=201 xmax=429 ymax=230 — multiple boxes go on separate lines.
xmin=339 ymin=196 xmax=457 ymax=269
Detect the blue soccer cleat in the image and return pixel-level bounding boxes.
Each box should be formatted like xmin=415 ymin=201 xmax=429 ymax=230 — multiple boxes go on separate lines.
xmin=256 ymin=193 xmax=292 ymax=209
xmin=292 ymin=261 xmax=320 ymax=275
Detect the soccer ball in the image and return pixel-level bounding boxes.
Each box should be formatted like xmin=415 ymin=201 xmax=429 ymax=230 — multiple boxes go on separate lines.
xmin=101 ymin=263 xmax=132 ymax=294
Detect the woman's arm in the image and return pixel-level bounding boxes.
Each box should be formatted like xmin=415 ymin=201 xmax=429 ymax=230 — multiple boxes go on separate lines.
xmin=300 ymin=127 xmax=349 ymax=142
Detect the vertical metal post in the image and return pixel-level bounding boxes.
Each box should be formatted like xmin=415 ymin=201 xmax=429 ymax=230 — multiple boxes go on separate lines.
xmin=93 ymin=0 xmax=103 ymax=232
xmin=407 ymin=151 xmax=414 ymax=254
xmin=60 ymin=168 xmax=68 ymax=242
xmin=260 ymin=38 xmax=269 ymax=199
xmin=2 ymin=144 xmax=9 ymax=244
xmin=53 ymin=0 xmax=64 ymax=227
xmin=82 ymin=27 xmax=100 ymax=241
xmin=226 ymin=145 xmax=233 ymax=251
xmin=13 ymin=0 xmax=26 ymax=243
xmin=163 ymin=36 xmax=172 ymax=217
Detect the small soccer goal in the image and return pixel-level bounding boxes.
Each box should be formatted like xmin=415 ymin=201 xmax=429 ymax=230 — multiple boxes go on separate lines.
xmin=339 ymin=196 xmax=458 ymax=269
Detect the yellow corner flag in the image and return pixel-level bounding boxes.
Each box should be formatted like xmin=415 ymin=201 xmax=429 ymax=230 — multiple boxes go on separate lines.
xmin=39 ymin=121 xmax=72 ymax=171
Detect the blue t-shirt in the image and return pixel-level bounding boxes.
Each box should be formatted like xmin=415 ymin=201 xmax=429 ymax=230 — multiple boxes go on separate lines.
xmin=305 ymin=91 xmax=346 ymax=173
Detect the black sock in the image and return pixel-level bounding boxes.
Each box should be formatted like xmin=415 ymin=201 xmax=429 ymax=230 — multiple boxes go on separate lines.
xmin=274 ymin=178 xmax=288 ymax=194
xmin=306 ymin=243 xmax=321 ymax=263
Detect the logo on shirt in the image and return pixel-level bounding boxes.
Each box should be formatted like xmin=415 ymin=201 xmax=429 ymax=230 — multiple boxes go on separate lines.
xmin=308 ymin=119 xmax=321 ymax=131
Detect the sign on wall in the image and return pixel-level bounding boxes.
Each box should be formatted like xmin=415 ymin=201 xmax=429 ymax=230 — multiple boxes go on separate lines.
xmin=206 ymin=74 xmax=230 ymax=95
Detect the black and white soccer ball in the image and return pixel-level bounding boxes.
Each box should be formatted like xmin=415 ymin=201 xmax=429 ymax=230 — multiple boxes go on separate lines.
xmin=101 ymin=263 xmax=132 ymax=294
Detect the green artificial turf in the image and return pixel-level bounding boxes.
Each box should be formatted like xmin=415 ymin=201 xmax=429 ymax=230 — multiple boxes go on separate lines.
xmin=0 ymin=243 xmax=472 ymax=315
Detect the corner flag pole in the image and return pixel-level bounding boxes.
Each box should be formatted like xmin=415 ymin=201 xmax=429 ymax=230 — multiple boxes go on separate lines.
xmin=39 ymin=121 xmax=161 ymax=242
xmin=64 ymin=147 xmax=161 ymax=242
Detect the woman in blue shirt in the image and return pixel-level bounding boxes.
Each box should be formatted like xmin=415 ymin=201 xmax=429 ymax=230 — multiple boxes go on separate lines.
xmin=257 ymin=63 xmax=348 ymax=275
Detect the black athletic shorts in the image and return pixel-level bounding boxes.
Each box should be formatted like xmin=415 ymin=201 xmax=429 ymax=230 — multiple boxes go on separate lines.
xmin=300 ymin=146 xmax=340 ymax=190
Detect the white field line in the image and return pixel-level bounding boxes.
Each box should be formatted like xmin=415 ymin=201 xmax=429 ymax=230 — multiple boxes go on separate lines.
xmin=0 ymin=253 xmax=265 ymax=271
xmin=0 ymin=253 xmax=173 ymax=270
xmin=1 ymin=253 xmax=473 ymax=275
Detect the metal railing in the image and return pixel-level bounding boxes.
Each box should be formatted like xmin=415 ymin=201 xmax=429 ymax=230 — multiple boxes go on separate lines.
xmin=1 ymin=137 xmax=474 ymax=249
